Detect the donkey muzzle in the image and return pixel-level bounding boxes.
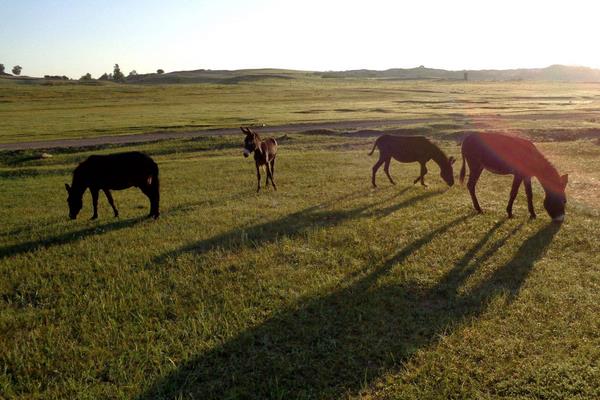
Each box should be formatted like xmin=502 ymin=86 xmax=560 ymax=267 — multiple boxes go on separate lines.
xmin=552 ymin=214 xmax=565 ymax=223
xmin=243 ymin=149 xmax=251 ymax=158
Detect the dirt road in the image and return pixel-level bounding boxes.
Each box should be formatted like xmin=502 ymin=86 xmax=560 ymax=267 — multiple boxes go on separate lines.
xmin=0 ymin=118 xmax=454 ymax=151
xmin=2 ymin=112 xmax=599 ymax=151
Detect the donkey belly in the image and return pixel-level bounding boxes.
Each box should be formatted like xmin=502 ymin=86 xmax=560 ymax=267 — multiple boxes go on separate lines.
xmin=481 ymin=154 xmax=516 ymax=176
xmin=391 ymin=153 xmax=423 ymax=163
xmin=94 ymin=174 xmax=149 ymax=190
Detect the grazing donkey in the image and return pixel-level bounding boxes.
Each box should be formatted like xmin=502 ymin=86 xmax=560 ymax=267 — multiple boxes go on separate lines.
xmin=65 ymin=152 xmax=160 ymax=220
xmin=241 ymin=127 xmax=278 ymax=192
xmin=369 ymin=135 xmax=456 ymax=187
xmin=459 ymin=132 xmax=568 ymax=221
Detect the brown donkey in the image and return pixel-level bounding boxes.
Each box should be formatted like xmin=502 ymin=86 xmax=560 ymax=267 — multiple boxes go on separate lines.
xmin=369 ymin=135 xmax=456 ymax=187
xmin=241 ymin=127 xmax=278 ymax=192
xmin=459 ymin=132 xmax=568 ymax=221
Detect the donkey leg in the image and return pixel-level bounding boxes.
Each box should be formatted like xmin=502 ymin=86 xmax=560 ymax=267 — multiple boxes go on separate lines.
xmin=266 ymin=162 xmax=277 ymax=191
xmin=103 ymin=189 xmax=119 ymax=217
xmin=90 ymin=188 xmax=99 ymax=220
xmin=371 ymin=157 xmax=385 ymax=187
xmin=383 ymin=159 xmax=395 ymax=185
xmin=466 ymin=166 xmax=483 ymax=213
xmin=523 ymin=178 xmax=536 ymax=219
xmin=419 ymin=162 xmax=428 ymax=187
xmin=506 ymin=175 xmax=523 ymax=218
xmin=270 ymin=158 xmax=276 ymax=180
xmin=255 ymin=163 xmax=262 ymax=192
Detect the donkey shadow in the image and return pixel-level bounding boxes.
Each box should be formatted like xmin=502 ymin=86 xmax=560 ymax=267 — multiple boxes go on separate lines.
xmin=0 ymin=197 xmax=224 ymax=261
xmin=0 ymin=216 xmax=147 ymax=261
xmin=137 ymin=219 xmax=560 ymax=399
xmin=149 ymin=188 xmax=444 ymax=267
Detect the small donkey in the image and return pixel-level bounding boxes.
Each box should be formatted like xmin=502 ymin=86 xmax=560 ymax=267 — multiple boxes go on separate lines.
xmin=241 ymin=127 xmax=278 ymax=192
xmin=369 ymin=135 xmax=456 ymax=187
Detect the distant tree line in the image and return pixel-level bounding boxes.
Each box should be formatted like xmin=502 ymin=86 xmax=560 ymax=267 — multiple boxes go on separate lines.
xmin=94 ymin=65 xmax=167 ymax=82
xmin=0 ymin=62 xmax=166 ymax=81
xmin=0 ymin=64 xmax=23 ymax=75
xmin=44 ymin=75 xmax=70 ymax=80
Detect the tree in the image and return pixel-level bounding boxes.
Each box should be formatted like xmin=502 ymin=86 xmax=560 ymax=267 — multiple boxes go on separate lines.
xmin=99 ymin=72 xmax=112 ymax=81
xmin=80 ymin=73 xmax=92 ymax=80
xmin=113 ymin=64 xmax=125 ymax=82
xmin=0 ymin=64 xmax=5 ymax=74
xmin=12 ymin=65 xmax=22 ymax=75
xmin=128 ymin=70 xmax=137 ymax=77
xmin=156 ymin=69 xmax=164 ymax=74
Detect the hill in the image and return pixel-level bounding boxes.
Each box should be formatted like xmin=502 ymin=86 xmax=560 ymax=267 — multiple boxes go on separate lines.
xmin=320 ymin=64 xmax=600 ymax=82
xmin=125 ymin=68 xmax=304 ymax=84
xmin=124 ymin=65 xmax=600 ymax=84
xmin=4 ymin=65 xmax=600 ymax=84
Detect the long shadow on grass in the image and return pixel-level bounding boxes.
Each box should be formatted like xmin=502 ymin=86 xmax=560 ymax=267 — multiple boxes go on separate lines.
xmin=138 ymin=217 xmax=560 ymax=399
xmin=149 ymin=188 xmax=443 ymax=267
xmin=0 ymin=216 xmax=147 ymax=260
xmin=0 ymin=195 xmax=245 ymax=260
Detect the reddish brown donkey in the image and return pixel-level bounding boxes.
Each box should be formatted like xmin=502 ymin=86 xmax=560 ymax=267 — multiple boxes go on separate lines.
xmin=459 ymin=132 xmax=568 ymax=221
xmin=241 ymin=127 xmax=278 ymax=192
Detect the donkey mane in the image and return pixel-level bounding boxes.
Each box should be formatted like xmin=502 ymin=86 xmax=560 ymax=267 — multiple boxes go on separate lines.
xmin=428 ymin=141 xmax=452 ymax=169
xmin=529 ymin=151 xmax=562 ymax=192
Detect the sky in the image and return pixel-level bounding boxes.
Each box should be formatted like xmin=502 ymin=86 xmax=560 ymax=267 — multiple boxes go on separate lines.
xmin=1 ymin=0 xmax=600 ymax=78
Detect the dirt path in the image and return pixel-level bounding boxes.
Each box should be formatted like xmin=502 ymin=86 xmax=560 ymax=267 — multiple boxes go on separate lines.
xmin=0 ymin=118 xmax=451 ymax=151
xmin=2 ymin=112 xmax=599 ymax=151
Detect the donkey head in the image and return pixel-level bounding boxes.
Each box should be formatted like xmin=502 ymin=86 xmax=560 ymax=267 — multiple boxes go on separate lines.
xmin=543 ymin=174 xmax=568 ymax=222
xmin=65 ymin=183 xmax=83 ymax=220
xmin=241 ymin=127 xmax=259 ymax=158
xmin=440 ymin=156 xmax=456 ymax=186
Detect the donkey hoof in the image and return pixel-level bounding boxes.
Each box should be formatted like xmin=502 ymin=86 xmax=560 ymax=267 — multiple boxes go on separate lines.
xmin=529 ymin=214 xmax=537 ymax=220
xmin=90 ymin=215 xmax=98 ymax=220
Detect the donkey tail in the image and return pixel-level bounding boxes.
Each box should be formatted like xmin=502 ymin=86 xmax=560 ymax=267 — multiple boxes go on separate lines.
xmin=459 ymin=148 xmax=467 ymax=184
xmin=368 ymin=137 xmax=380 ymax=156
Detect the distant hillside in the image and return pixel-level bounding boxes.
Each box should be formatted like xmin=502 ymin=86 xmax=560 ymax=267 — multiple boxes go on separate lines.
xmin=126 ymin=69 xmax=304 ymax=84
xmin=4 ymin=65 xmax=600 ymax=84
xmin=319 ymin=65 xmax=600 ymax=82
xmin=128 ymin=65 xmax=600 ymax=83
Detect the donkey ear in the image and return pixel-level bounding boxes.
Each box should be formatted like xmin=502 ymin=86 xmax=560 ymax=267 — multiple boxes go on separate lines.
xmin=240 ymin=127 xmax=247 ymax=134
xmin=449 ymin=156 xmax=456 ymax=165
xmin=65 ymin=183 xmax=71 ymax=193
xmin=561 ymin=174 xmax=569 ymax=188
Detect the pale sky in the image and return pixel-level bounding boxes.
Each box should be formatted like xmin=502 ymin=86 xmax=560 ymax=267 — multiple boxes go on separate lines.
xmin=1 ymin=0 xmax=599 ymax=78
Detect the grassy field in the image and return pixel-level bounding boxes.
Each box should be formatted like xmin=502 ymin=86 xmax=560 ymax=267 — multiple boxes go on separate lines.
xmin=3 ymin=77 xmax=600 ymax=144
xmin=1 ymin=125 xmax=599 ymax=398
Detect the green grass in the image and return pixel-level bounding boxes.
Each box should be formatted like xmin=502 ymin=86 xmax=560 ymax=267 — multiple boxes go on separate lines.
xmin=3 ymin=77 xmax=600 ymax=143
xmin=1 ymin=132 xmax=599 ymax=399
